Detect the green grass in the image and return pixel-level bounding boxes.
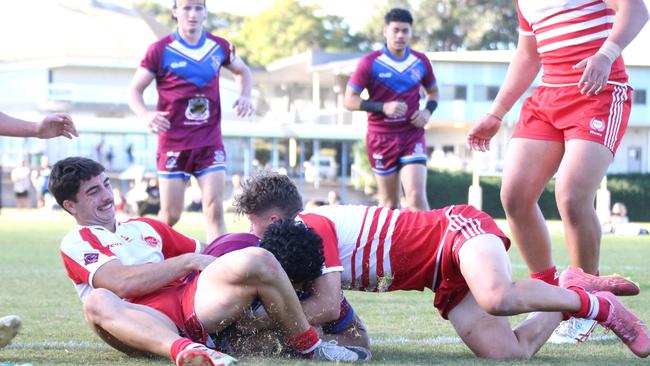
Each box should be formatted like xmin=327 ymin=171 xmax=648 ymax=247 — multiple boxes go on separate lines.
xmin=1 ymin=209 xmax=649 ymax=365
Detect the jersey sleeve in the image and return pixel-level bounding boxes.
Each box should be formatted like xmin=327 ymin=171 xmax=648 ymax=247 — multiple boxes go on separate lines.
xmin=134 ymin=218 xmax=201 ymax=258
xmin=298 ymin=214 xmax=343 ymax=274
xmin=347 ymin=56 xmax=372 ymax=93
xmin=516 ymin=1 xmax=535 ymax=36
xmin=59 ymin=228 xmax=118 ymax=289
xmin=421 ymin=55 xmax=437 ymax=89
xmin=140 ymin=40 xmax=163 ymax=74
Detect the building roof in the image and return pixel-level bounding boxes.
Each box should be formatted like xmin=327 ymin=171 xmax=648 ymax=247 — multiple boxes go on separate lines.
xmin=0 ymin=0 xmax=169 ymax=65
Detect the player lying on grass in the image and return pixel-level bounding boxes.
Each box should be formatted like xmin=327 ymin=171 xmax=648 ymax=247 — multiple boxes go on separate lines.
xmin=233 ymin=171 xmax=649 ymax=359
xmin=201 ymin=231 xmax=371 ymax=356
xmin=49 ymin=157 xmax=369 ymax=366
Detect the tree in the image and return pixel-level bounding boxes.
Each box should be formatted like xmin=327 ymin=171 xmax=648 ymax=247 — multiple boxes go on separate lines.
xmin=234 ymin=0 xmax=364 ymax=66
xmin=358 ymin=0 xmax=518 ymax=51
xmin=415 ymin=0 xmax=518 ymax=51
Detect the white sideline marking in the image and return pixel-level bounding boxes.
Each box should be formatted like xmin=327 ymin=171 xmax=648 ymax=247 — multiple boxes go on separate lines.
xmin=5 ymin=341 xmax=110 ymax=350
xmin=371 ymin=334 xmax=617 ymax=346
xmin=5 ymin=335 xmax=619 ymax=350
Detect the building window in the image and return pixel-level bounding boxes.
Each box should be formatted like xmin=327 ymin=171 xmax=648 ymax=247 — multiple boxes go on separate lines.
xmin=487 ymin=86 xmax=499 ymax=100
xmin=453 ymin=86 xmax=467 ymax=100
xmin=633 ymin=90 xmax=646 ymax=105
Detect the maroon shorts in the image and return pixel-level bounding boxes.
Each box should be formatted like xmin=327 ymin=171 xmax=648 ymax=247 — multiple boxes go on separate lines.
xmin=157 ymin=145 xmax=226 ymax=180
xmin=131 ymin=276 xmax=207 ymax=343
xmin=514 ymin=84 xmax=631 ymax=154
xmin=430 ymin=206 xmax=511 ymax=319
xmin=366 ymin=129 xmax=427 ymax=176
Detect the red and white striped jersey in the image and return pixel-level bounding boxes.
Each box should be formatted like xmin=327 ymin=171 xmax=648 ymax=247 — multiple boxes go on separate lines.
xmin=516 ymin=0 xmax=627 ymax=84
xmin=60 ymin=218 xmax=200 ymax=301
xmin=298 ymin=205 xmax=506 ymax=293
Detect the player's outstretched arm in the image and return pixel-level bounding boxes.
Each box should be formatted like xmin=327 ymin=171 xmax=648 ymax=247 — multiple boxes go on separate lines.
xmin=0 ymin=112 xmax=77 ymax=139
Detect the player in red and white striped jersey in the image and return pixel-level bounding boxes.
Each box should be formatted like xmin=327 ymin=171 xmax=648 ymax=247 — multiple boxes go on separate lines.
xmin=236 ymin=172 xmax=650 ymax=359
xmin=467 ymin=0 xmax=648 ymax=343
xmin=50 ymin=157 xmax=369 ymax=364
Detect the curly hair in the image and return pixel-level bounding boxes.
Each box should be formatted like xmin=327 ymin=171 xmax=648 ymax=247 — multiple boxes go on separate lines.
xmin=233 ymin=171 xmax=303 ymax=219
xmin=385 ymin=8 xmax=413 ymax=25
xmin=49 ymin=157 xmax=105 ymax=209
xmin=259 ymin=219 xmax=324 ymax=284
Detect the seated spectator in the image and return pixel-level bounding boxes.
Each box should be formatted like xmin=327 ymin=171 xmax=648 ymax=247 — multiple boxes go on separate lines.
xmin=603 ymin=202 xmax=649 ymax=235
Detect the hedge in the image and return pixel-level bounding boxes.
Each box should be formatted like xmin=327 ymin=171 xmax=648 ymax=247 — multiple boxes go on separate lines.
xmin=426 ymin=170 xmax=650 ymax=221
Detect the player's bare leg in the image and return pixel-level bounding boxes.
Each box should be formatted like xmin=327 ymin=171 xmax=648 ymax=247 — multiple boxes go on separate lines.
xmin=500 ymin=138 xmax=564 ymax=273
xmin=197 ymin=169 xmax=227 ymax=242
xmin=158 ymin=177 xmax=186 ymax=227
xmin=449 ymin=292 xmax=562 ymax=359
xmin=374 ymin=172 xmax=400 ymax=209
xmin=194 ymin=247 xmax=312 ymax=338
xmin=399 ymin=163 xmax=429 ymax=211
xmin=555 ymin=140 xmax=612 ymax=275
xmin=83 ymin=288 xmax=182 ymax=357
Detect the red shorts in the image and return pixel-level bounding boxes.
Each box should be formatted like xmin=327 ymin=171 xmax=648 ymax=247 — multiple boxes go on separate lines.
xmin=130 ymin=276 xmax=208 ymax=343
xmin=157 ymin=145 xmax=226 ymax=180
xmin=366 ymin=129 xmax=427 ymax=176
xmin=430 ymin=206 xmax=510 ymax=319
xmin=514 ymin=84 xmax=631 ymax=154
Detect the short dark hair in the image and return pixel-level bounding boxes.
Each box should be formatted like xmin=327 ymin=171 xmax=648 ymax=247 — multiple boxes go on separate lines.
xmin=385 ymin=8 xmax=413 ymax=25
xmin=49 ymin=157 xmax=105 ymax=208
xmin=259 ymin=219 xmax=324 ymax=284
xmin=234 ymin=171 xmax=303 ymax=219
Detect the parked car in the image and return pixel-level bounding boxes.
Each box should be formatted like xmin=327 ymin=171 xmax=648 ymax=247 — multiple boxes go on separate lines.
xmin=304 ymin=155 xmax=338 ymax=182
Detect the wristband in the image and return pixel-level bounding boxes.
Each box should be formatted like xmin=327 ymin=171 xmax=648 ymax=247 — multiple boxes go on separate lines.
xmin=425 ymin=100 xmax=438 ymax=114
xmin=489 ymin=102 xmax=508 ymax=120
xmin=359 ymin=100 xmax=384 ymax=113
xmin=596 ymin=40 xmax=622 ymax=63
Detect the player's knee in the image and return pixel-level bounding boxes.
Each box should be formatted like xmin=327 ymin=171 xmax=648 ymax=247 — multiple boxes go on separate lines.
xmin=475 ymin=289 xmax=512 ymax=316
xmin=233 ymin=247 xmax=283 ymax=282
xmin=555 ymin=193 xmax=586 ymax=221
xmin=159 ymin=209 xmax=181 ymax=226
xmin=83 ymin=289 xmax=121 ymax=322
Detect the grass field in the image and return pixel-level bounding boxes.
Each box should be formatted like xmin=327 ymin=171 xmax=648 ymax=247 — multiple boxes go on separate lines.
xmin=1 ymin=209 xmax=649 ymax=365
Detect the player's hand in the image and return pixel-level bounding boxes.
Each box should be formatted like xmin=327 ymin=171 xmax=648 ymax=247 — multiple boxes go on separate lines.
xmin=466 ymin=114 xmax=501 ymax=152
xmin=145 ymin=111 xmax=170 ymax=133
xmin=186 ymin=253 xmax=217 ymax=272
xmin=573 ymin=52 xmax=613 ymax=96
xmin=409 ymin=109 xmax=431 ymax=128
xmin=233 ymin=96 xmax=255 ymax=118
xmin=36 ymin=113 xmax=77 ymax=139
xmin=383 ymin=100 xmax=407 ymax=118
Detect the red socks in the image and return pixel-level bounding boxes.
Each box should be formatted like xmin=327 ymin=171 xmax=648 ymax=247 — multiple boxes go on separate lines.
xmin=170 ymin=338 xmax=195 ymax=361
xmin=531 ymin=266 xmax=559 ymax=286
xmin=287 ymin=327 xmax=322 ymax=355
xmin=567 ymin=287 xmax=611 ymax=322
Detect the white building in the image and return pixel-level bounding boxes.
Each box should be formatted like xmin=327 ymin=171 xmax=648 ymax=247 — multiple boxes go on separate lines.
xmin=2 ymin=0 xmax=649 ymax=180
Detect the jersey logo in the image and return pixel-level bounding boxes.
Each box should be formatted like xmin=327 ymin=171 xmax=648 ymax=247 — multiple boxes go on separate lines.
xmin=84 ymin=253 xmax=99 ymax=265
xmin=170 ymin=61 xmax=187 ymax=69
xmin=589 ymin=118 xmax=605 ymax=137
xmin=165 ymin=151 xmax=180 ymax=170
xmin=213 ymin=150 xmax=225 ymax=164
xmin=143 ymin=236 xmax=160 ymax=248
xmin=378 ymin=72 xmax=392 ymax=78
xmin=185 ymin=96 xmax=210 ymax=121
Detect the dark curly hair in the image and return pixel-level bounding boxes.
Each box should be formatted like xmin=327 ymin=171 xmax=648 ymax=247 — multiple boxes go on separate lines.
xmin=385 ymin=8 xmax=413 ymax=25
xmin=259 ymin=219 xmax=324 ymax=284
xmin=233 ymin=171 xmax=303 ymax=219
xmin=49 ymin=157 xmax=105 ymax=209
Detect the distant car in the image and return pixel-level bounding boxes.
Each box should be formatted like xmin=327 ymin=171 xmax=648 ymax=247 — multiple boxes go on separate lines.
xmin=304 ymin=156 xmax=338 ymax=182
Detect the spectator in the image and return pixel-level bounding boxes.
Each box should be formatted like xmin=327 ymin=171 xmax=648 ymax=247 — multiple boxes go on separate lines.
xmin=31 ymin=155 xmax=51 ymax=209
xmin=11 ymin=159 xmax=32 ymax=209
